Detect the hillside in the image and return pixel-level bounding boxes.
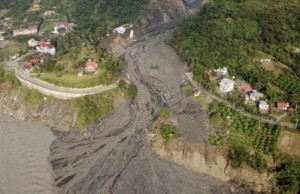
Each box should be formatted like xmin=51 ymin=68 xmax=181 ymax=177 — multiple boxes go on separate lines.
xmin=171 ymin=0 xmax=300 ymax=95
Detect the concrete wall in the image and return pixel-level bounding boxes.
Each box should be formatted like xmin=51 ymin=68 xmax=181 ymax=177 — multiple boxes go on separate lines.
xmin=16 ymin=72 xmax=118 ymax=100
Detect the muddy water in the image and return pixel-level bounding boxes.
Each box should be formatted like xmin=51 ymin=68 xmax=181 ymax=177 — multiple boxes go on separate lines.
xmin=0 ymin=113 xmax=56 ymax=194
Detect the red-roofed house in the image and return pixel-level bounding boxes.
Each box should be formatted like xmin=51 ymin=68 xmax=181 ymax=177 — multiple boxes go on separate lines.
xmin=84 ymin=59 xmax=97 ymax=74
xmin=277 ymin=101 xmax=290 ymax=111
xmin=36 ymin=41 xmax=56 ymax=55
xmin=236 ymin=83 xmax=252 ymax=92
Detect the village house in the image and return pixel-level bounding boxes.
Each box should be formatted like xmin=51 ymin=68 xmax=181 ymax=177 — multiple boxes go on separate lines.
xmin=23 ymin=58 xmax=40 ymax=68
xmin=209 ymin=75 xmax=218 ymax=81
xmin=52 ymin=22 xmax=76 ymax=34
xmin=30 ymin=3 xmax=41 ymax=11
xmin=84 ymin=59 xmax=97 ymax=74
xmin=236 ymin=83 xmax=252 ymax=93
xmin=43 ymin=10 xmax=56 ymax=17
xmin=28 ymin=38 xmax=39 ymax=47
xmin=214 ymin=67 xmax=228 ymax=77
xmin=193 ymin=88 xmax=201 ymax=97
xmin=260 ymin=58 xmax=271 ymax=63
xmin=277 ymin=101 xmax=290 ymax=111
xmin=245 ymin=90 xmax=264 ymax=102
xmin=259 ymin=100 xmax=270 ymax=114
xmin=113 ymin=24 xmax=133 ymax=34
xmin=36 ymin=41 xmax=56 ymax=55
xmin=0 ymin=35 xmax=4 ymax=41
xmin=13 ymin=27 xmax=37 ymax=37
xmin=219 ymin=78 xmax=235 ymax=93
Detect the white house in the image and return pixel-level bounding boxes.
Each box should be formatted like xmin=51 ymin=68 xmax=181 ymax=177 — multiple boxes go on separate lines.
xmin=245 ymin=91 xmax=264 ymax=102
xmin=259 ymin=100 xmax=270 ymax=114
xmin=113 ymin=24 xmax=133 ymax=34
xmin=36 ymin=41 xmax=56 ymax=55
xmin=53 ymin=22 xmax=76 ymax=34
xmin=260 ymin=58 xmax=271 ymax=63
xmin=214 ymin=67 xmax=228 ymax=77
xmin=0 ymin=36 xmax=4 ymax=41
xmin=13 ymin=27 xmax=37 ymax=36
xmin=219 ymin=78 xmax=235 ymax=93
xmin=28 ymin=38 xmax=39 ymax=47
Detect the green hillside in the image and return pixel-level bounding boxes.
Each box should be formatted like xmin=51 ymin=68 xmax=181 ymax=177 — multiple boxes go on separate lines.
xmin=171 ymin=0 xmax=300 ymax=98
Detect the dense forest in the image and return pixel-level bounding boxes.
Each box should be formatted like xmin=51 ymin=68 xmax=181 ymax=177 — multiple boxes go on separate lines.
xmin=171 ymin=0 xmax=300 ymax=104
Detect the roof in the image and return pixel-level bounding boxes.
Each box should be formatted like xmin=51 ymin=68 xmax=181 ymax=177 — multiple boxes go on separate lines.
xmin=38 ymin=41 xmax=54 ymax=49
xmin=237 ymin=83 xmax=252 ymax=92
xmin=85 ymin=61 xmax=97 ymax=68
xmin=250 ymin=91 xmax=264 ymax=98
xmin=259 ymin=100 xmax=268 ymax=106
xmin=277 ymin=101 xmax=289 ymax=109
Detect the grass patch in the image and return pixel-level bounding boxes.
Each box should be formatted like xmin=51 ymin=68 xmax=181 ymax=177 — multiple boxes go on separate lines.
xmin=36 ymin=72 xmax=116 ymax=88
xmin=182 ymin=84 xmax=194 ymax=96
xmin=24 ymin=89 xmax=44 ymax=105
xmin=159 ymin=123 xmax=179 ymax=140
xmin=73 ymin=88 xmax=126 ymax=128
xmin=192 ymin=95 xmax=211 ymax=110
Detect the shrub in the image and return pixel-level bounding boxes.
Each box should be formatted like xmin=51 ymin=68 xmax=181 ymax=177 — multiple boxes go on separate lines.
xmin=159 ymin=124 xmax=179 ymax=140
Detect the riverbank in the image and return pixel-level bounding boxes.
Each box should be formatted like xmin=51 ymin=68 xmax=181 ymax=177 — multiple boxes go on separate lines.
xmin=0 ymin=113 xmax=57 ymax=193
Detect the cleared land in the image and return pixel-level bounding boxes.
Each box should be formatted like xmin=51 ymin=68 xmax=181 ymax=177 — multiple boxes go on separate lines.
xmin=278 ymin=130 xmax=300 ymax=157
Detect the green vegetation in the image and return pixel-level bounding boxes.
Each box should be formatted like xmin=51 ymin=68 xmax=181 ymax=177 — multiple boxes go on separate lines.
xmin=159 ymin=123 xmax=179 ymax=140
xmin=73 ymin=88 xmax=124 ymax=128
xmin=36 ymin=72 xmax=115 ymax=88
xmin=229 ymin=144 xmax=267 ymax=173
xmin=210 ymin=103 xmax=281 ymax=155
xmin=0 ymin=65 xmax=20 ymax=87
xmin=207 ymin=135 xmax=224 ymax=146
xmin=171 ymin=0 xmax=300 ymax=99
xmin=276 ymin=159 xmax=300 ymax=194
xmin=159 ymin=107 xmax=171 ymax=119
xmin=182 ymin=84 xmax=193 ymax=96
xmin=42 ymin=0 xmax=148 ymax=38
xmin=24 ymin=89 xmax=44 ymax=105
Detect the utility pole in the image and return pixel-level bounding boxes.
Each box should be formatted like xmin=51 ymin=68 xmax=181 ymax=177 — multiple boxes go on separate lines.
xmin=296 ymin=118 xmax=299 ymax=128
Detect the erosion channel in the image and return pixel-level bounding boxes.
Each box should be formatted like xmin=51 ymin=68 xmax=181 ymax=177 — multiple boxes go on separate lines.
xmin=50 ymin=29 xmax=250 ymax=194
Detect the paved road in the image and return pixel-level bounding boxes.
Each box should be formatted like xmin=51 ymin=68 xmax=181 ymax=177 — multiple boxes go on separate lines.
xmin=185 ymin=72 xmax=297 ymax=129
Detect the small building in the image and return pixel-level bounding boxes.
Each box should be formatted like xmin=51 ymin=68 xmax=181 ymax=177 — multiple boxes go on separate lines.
xmin=28 ymin=38 xmax=39 ymax=47
xmin=113 ymin=24 xmax=133 ymax=34
xmin=259 ymin=100 xmax=270 ymax=114
xmin=84 ymin=59 xmax=97 ymax=74
xmin=277 ymin=101 xmax=290 ymax=111
xmin=30 ymin=3 xmax=41 ymax=11
xmin=0 ymin=36 xmax=4 ymax=41
xmin=209 ymin=76 xmax=218 ymax=81
xmin=36 ymin=41 xmax=56 ymax=55
xmin=260 ymin=58 xmax=271 ymax=63
xmin=193 ymin=89 xmax=201 ymax=97
xmin=53 ymin=22 xmax=76 ymax=34
xmin=43 ymin=10 xmax=56 ymax=17
xmin=13 ymin=27 xmax=37 ymax=36
xmin=214 ymin=67 xmax=228 ymax=77
xmin=23 ymin=58 xmax=41 ymax=69
xmin=219 ymin=78 xmax=235 ymax=93
xmin=245 ymin=91 xmax=264 ymax=102
xmin=236 ymin=83 xmax=252 ymax=93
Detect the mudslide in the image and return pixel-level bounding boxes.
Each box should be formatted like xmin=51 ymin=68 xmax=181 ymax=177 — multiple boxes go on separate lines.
xmin=50 ymin=32 xmax=249 ymax=194
xmin=0 ymin=113 xmax=56 ymax=194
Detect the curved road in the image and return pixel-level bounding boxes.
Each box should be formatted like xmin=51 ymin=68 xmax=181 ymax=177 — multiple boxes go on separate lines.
xmin=5 ymin=59 xmax=118 ymax=100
